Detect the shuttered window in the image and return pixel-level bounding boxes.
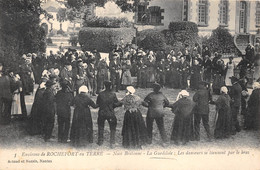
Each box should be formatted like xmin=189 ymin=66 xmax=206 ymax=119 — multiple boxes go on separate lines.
xmin=219 ymin=0 xmax=229 ymax=26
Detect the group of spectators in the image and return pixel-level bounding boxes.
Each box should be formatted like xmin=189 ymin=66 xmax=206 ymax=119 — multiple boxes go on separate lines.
xmin=0 ymin=42 xmax=260 ymax=148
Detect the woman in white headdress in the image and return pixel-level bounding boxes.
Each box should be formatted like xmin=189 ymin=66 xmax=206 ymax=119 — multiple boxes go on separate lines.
xmin=27 ymin=81 xmax=46 ymax=135
xmin=121 ymin=86 xmax=148 ymax=148
xmin=244 ymin=82 xmax=260 ymax=130
xmin=168 ymin=90 xmax=194 ymax=145
xmin=213 ymin=86 xmax=232 ymax=139
xmin=70 ymin=85 xmax=98 ymax=147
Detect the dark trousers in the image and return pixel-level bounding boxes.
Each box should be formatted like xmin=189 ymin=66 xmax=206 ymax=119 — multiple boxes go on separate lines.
xmin=0 ymin=97 xmax=12 ymax=124
xmin=43 ymin=114 xmax=55 ymax=141
xmin=194 ymin=113 xmax=211 ymax=140
xmin=231 ymin=106 xmax=241 ymax=133
xmin=146 ymin=116 xmax=167 ymax=144
xmin=97 ymin=115 xmax=117 ymax=145
xmin=57 ymin=115 xmax=70 ymax=142
xmin=20 ymin=91 xmax=27 ymax=118
xmin=111 ymin=73 xmax=120 ymax=91
xmin=89 ymin=77 xmax=97 ymax=95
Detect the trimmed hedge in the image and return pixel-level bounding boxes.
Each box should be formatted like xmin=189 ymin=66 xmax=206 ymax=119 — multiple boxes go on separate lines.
xmin=79 ymin=27 xmax=136 ymax=52
xmin=163 ymin=21 xmax=200 ymax=51
xmin=137 ymin=29 xmax=167 ymax=51
xmin=202 ymin=27 xmax=238 ymax=53
xmin=83 ymin=17 xmax=133 ymax=28
xmin=168 ymin=21 xmax=198 ymax=34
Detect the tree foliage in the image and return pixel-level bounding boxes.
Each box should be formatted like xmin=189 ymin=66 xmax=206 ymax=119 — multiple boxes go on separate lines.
xmin=67 ymin=0 xmax=108 ymax=9
xmin=202 ymin=27 xmax=238 ymax=53
xmin=0 ymin=0 xmax=47 ymax=70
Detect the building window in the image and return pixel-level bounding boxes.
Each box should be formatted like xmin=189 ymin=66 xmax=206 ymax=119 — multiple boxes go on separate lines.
xmin=149 ymin=6 xmax=163 ymax=25
xmin=219 ymin=0 xmax=229 ymax=26
xmin=137 ymin=5 xmax=147 ymax=23
xmin=239 ymin=1 xmax=247 ymax=33
xmin=256 ymin=2 xmax=260 ymax=27
xmin=183 ymin=0 xmax=189 ymax=21
xmin=198 ymin=0 xmax=208 ymax=26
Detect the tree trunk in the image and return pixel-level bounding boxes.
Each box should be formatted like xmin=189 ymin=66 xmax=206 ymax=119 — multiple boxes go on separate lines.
xmin=60 ymin=23 xmax=63 ymax=31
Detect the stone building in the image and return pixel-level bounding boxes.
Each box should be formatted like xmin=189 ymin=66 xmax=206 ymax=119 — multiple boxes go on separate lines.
xmin=134 ymin=0 xmax=260 ymax=36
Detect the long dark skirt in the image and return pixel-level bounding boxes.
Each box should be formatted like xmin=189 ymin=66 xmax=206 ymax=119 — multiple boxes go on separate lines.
xmin=122 ymin=110 xmax=148 ymax=148
xmin=70 ymin=108 xmax=93 ymax=147
xmin=190 ymin=73 xmax=201 ymax=90
xmin=27 ymin=104 xmax=43 ymax=135
xmin=171 ymin=114 xmax=193 ymax=144
xmin=214 ymin=109 xmax=232 ymax=139
xmin=171 ymin=70 xmax=180 ymax=89
xmin=212 ymin=74 xmax=225 ymax=94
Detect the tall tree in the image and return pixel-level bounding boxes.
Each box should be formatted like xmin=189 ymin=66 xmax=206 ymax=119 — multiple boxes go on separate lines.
xmin=0 ymin=0 xmax=48 ymax=70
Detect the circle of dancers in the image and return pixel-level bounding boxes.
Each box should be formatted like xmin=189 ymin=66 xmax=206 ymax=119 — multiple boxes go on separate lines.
xmin=0 ymin=43 xmax=260 ymax=149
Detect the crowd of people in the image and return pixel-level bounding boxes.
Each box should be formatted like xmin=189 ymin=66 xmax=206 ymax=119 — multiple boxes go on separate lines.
xmin=0 ymin=42 xmax=260 ymax=149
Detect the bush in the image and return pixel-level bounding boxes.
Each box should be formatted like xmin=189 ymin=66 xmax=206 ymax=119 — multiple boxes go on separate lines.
xmin=137 ymin=29 xmax=167 ymax=51
xmin=202 ymin=27 xmax=238 ymax=53
xmin=168 ymin=21 xmax=198 ymax=34
xmin=69 ymin=35 xmax=78 ymax=46
xmin=163 ymin=21 xmax=200 ymax=50
xmin=79 ymin=27 xmax=136 ymax=52
xmin=46 ymin=37 xmax=53 ymax=45
xmin=83 ymin=16 xmax=133 ymax=28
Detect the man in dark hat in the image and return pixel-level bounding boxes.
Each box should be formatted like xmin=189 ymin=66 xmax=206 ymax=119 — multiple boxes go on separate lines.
xmin=42 ymin=80 xmax=57 ymax=142
xmin=0 ymin=63 xmax=18 ymax=124
xmin=109 ymin=53 xmax=121 ymax=92
xmin=96 ymin=81 xmax=121 ymax=148
xmin=87 ymin=58 xmax=97 ymax=96
xmin=229 ymin=76 xmax=242 ymax=134
xmin=178 ymin=56 xmax=190 ymax=89
xmin=55 ymin=81 xmax=73 ymax=143
xmin=193 ymin=81 xmax=212 ymax=141
xmin=143 ymin=83 xmax=169 ymax=145
xmin=60 ymin=62 xmax=73 ymax=92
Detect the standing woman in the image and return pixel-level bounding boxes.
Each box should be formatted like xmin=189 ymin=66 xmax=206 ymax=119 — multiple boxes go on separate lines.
xmin=145 ymin=54 xmax=156 ymax=88
xmin=171 ymin=57 xmax=180 ymax=89
xmin=225 ymin=57 xmax=236 ymax=88
xmin=70 ymin=85 xmax=97 ymax=147
xmin=213 ymin=86 xmax=232 ymax=139
xmin=121 ymin=86 xmax=148 ymax=149
xmin=121 ymin=59 xmax=132 ymax=90
xmin=168 ymin=90 xmax=194 ymax=145
xmin=244 ymin=82 xmax=260 ymax=130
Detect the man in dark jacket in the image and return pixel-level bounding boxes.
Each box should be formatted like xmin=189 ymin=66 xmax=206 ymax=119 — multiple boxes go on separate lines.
xmin=42 ymin=80 xmax=57 ymax=142
xmin=55 ymin=81 xmax=73 ymax=143
xmin=193 ymin=82 xmax=212 ymax=141
xmin=96 ymin=59 xmax=109 ymax=94
xmin=87 ymin=59 xmax=97 ymax=96
xmin=178 ymin=56 xmax=190 ymax=89
xmin=229 ymin=76 xmax=242 ymax=134
xmin=109 ymin=54 xmax=121 ymax=92
xmin=96 ymin=81 xmax=121 ymax=148
xmin=156 ymin=58 xmax=166 ymax=87
xmin=0 ymin=63 xmax=18 ymax=124
xmin=144 ymin=83 xmax=169 ymax=145
xmin=202 ymin=55 xmax=212 ymax=83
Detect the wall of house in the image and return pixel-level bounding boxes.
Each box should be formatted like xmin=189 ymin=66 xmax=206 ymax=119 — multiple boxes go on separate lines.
xmin=135 ymin=0 xmax=184 ymax=31
xmin=135 ymin=0 xmax=260 ymax=36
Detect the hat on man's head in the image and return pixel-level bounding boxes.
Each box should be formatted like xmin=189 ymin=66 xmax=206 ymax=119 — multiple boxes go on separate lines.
xmin=153 ymin=82 xmax=161 ymax=90
xmin=230 ymin=76 xmax=239 ymax=83
xmin=45 ymin=80 xmax=56 ymax=87
xmin=104 ymin=80 xmax=112 ymax=87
